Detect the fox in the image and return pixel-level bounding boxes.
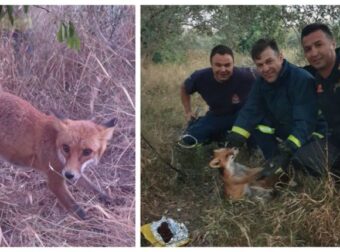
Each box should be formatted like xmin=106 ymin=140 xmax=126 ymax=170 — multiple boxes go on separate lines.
xmin=209 ymin=147 xmax=277 ymax=200
xmin=0 ymin=91 xmax=117 ymax=219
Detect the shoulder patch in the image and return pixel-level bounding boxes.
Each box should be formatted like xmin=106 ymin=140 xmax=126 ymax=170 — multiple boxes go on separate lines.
xmin=316 ymin=84 xmax=324 ymax=94
xmin=231 ymin=94 xmax=240 ymax=104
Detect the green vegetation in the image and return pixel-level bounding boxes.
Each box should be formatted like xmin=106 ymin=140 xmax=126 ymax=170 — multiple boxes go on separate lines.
xmin=142 ymin=5 xmax=340 ymax=64
xmin=0 ymin=5 xmax=29 ymax=25
xmin=0 ymin=5 xmax=135 ymax=246
xmin=56 ymin=21 xmax=80 ymax=51
xmin=1 ymin=5 xmax=81 ymax=51
xmin=141 ymin=7 xmax=340 ymax=246
xmin=141 ymin=48 xmax=340 ymax=246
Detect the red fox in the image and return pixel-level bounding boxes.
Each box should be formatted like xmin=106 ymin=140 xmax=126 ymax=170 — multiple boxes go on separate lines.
xmin=209 ymin=148 xmax=277 ymax=200
xmin=0 ymin=91 xmax=117 ymax=219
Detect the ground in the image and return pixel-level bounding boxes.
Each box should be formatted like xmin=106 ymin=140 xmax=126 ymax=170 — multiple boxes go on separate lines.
xmin=141 ymin=58 xmax=340 ymax=247
xmin=0 ymin=6 xmax=135 ymax=247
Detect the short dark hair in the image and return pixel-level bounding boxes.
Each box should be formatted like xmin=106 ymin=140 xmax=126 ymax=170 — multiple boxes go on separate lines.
xmin=210 ymin=45 xmax=234 ymax=62
xmin=301 ymin=23 xmax=333 ymax=41
xmin=251 ymin=38 xmax=280 ymax=60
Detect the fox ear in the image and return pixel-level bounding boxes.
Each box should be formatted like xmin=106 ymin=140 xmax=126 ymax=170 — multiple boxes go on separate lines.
xmin=103 ymin=118 xmax=118 ymax=128
xmin=101 ymin=118 xmax=117 ymax=140
xmin=102 ymin=127 xmax=115 ymax=140
xmin=51 ymin=118 xmax=67 ymax=133
xmin=209 ymin=158 xmax=221 ymax=169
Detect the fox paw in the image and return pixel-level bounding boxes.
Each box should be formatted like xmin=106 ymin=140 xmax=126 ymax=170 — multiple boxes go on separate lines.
xmin=98 ymin=193 xmax=112 ymax=206
xmin=72 ymin=205 xmax=87 ymax=220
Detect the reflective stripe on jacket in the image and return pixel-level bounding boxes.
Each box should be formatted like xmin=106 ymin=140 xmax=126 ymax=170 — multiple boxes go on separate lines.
xmin=232 ymin=60 xmax=318 ymax=149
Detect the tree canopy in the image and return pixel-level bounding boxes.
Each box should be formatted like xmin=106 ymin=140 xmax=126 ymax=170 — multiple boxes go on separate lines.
xmin=141 ymin=5 xmax=340 ymax=63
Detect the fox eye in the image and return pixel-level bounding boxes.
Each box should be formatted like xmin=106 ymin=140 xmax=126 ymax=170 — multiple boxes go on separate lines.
xmin=62 ymin=144 xmax=70 ymax=154
xmin=83 ymin=148 xmax=93 ymax=156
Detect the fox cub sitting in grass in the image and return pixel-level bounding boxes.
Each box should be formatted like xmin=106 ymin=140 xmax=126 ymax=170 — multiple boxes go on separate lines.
xmin=0 ymin=91 xmax=117 ymax=219
xmin=209 ymin=147 xmax=278 ymax=200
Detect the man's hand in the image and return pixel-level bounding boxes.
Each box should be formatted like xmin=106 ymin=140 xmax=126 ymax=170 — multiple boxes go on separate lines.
xmin=256 ymin=141 xmax=293 ymax=180
xmin=225 ymin=132 xmax=247 ymax=148
xmin=185 ymin=112 xmax=197 ymax=123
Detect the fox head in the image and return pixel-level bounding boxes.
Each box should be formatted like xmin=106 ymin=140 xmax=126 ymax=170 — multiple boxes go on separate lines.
xmin=53 ymin=117 xmax=117 ymax=181
xmin=209 ymin=147 xmax=239 ymax=177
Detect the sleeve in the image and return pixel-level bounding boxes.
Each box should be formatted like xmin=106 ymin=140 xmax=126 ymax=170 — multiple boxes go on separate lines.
xmin=313 ymin=110 xmax=327 ymax=138
xmin=184 ymin=71 xmax=200 ymax=95
xmin=231 ymin=80 xmax=266 ymax=139
xmin=287 ymin=74 xmax=318 ymax=150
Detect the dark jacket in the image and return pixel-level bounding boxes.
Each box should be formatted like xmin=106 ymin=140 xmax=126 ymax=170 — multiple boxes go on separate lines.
xmin=232 ymin=60 xmax=318 ymax=151
xmin=184 ymin=67 xmax=257 ymax=115
xmin=304 ymin=48 xmax=340 ymax=146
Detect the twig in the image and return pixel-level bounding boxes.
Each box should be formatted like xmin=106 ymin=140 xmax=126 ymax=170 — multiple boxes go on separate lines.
xmin=33 ymin=5 xmax=50 ymax=13
xmin=142 ymin=134 xmax=187 ymax=178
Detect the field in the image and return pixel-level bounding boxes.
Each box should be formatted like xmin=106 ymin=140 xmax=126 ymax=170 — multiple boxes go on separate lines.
xmin=0 ymin=6 xmax=135 ymax=246
xmin=141 ymin=50 xmax=340 ymax=246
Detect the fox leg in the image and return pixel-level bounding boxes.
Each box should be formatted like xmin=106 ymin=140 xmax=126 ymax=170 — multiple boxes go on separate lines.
xmin=77 ymin=175 xmax=111 ymax=203
xmin=250 ymin=186 xmax=273 ymax=200
xmin=47 ymin=172 xmax=86 ymax=220
xmin=232 ymin=168 xmax=263 ymax=185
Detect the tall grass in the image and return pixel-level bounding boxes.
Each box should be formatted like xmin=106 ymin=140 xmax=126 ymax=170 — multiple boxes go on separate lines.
xmin=0 ymin=6 xmax=134 ymax=247
xmin=141 ymin=50 xmax=340 ymax=246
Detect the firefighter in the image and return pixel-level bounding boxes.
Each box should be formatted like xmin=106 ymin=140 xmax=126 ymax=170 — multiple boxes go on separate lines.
xmin=225 ymin=38 xmax=321 ymax=178
xmin=292 ymin=23 xmax=340 ymax=178
xmin=180 ymin=45 xmax=257 ymax=147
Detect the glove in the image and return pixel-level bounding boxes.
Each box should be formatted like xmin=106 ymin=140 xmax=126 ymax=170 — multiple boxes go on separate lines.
xmin=256 ymin=141 xmax=293 ymax=180
xmin=225 ymin=132 xmax=247 ymax=148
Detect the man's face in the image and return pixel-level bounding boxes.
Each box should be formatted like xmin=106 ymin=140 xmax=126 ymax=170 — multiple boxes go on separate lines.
xmin=302 ymin=30 xmax=336 ymax=72
xmin=254 ymin=47 xmax=283 ymax=83
xmin=211 ymin=53 xmax=234 ymax=83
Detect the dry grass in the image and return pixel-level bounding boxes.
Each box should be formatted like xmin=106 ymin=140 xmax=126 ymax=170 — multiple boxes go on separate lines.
xmin=141 ymin=52 xmax=340 ymax=246
xmin=0 ymin=6 xmax=134 ymax=247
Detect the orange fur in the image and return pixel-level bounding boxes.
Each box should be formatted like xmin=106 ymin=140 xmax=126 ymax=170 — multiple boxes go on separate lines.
xmin=209 ymin=148 xmax=276 ymax=200
xmin=0 ymin=91 xmax=116 ymax=219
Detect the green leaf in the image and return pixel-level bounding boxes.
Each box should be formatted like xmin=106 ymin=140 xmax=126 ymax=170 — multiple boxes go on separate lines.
xmin=24 ymin=5 xmax=29 ymax=14
xmin=57 ymin=25 xmax=64 ymax=42
xmin=66 ymin=37 xmax=73 ymax=48
xmin=74 ymin=36 xmax=81 ymax=51
xmin=66 ymin=36 xmax=80 ymax=51
xmin=0 ymin=6 xmax=4 ymax=20
xmin=6 ymin=5 xmax=14 ymax=25
xmin=68 ymin=21 xmax=75 ymax=37
xmin=57 ymin=21 xmax=80 ymax=52
xmin=62 ymin=23 xmax=66 ymax=40
xmin=63 ymin=23 xmax=69 ymax=38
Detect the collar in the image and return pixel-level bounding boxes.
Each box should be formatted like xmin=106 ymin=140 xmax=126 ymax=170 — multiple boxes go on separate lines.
xmin=277 ymin=59 xmax=289 ymax=81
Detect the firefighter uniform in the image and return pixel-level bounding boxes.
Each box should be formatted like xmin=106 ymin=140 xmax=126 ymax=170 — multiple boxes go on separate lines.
xmin=230 ymin=59 xmax=319 ymax=159
xmin=181 ymin=67 xmax=256 ymax=145
xmin=294 ymin=48 xmax=340 ymax=176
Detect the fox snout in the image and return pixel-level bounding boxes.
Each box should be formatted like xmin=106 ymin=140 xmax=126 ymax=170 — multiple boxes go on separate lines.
xmin=61 ymin=158 xmax=97 ymax=181
xmin=62 ymin=169 xmax=81 ymax=180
